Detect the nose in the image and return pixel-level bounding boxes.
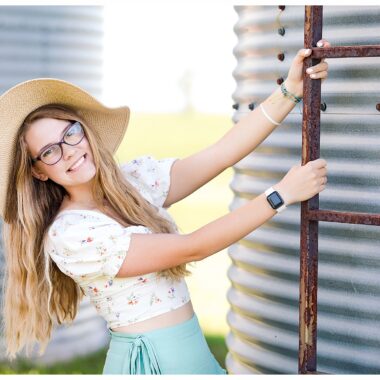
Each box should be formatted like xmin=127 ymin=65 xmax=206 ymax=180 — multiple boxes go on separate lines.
xmin=62 ymin=143 xmax=78 ymax=161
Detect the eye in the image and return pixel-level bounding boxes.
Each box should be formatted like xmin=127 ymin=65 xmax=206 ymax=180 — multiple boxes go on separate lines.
xmin=41 ymin=144 xmax=59 ymax=158
xmin=66 ymin=123 xmax=79 ymax=137
xmin=42 ymin=148 xmax=53 ymax=157
xmin=66 ymin=124 xmax=78 ymax=137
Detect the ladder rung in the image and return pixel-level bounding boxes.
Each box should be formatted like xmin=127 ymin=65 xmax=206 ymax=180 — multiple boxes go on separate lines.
xmin=312 ymin=45 xmax=380 ymax=59
xmin=306 ymin=209 xmax=380 ymax=226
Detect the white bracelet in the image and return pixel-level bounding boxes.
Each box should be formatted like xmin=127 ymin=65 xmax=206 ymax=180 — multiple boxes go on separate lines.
xmin=259 ymin=103 xmax=281 ymax=126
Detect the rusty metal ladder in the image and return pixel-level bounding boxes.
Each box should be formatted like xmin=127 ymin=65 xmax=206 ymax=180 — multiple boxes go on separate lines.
xmin=299 ymin=5 xmax=380 ymax=374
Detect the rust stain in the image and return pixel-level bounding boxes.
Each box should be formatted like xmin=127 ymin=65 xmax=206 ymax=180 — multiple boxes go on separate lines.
xmin=299 ymin=5 xmax=323 ymax=374
xmin=299 ymin=4 xmax=380 ymax=375
xmin=308 ymin=209 xmax=380 ymax=226
xmin=311 ymin=45 xmax=380 ymax=58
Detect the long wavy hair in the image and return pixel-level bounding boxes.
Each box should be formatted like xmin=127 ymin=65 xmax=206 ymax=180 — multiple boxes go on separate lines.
xmin=1 ymin=104 xmax=192 ymax=361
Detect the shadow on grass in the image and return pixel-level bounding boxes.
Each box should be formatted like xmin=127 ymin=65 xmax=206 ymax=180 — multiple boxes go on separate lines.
xmin=0 ymin=334 xmax=228 ymax=374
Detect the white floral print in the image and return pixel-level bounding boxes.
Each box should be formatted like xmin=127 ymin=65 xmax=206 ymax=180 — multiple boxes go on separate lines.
xmin=120 ymin=155 xmax=179 ymax=209
xmin=44 ymin=155 xmax=191 ymax=330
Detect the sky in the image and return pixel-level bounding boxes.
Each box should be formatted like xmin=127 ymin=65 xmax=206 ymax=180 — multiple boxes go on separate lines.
xmin=102 ymin=3 xmax=238 ymax=114
xmin=100 ymin=0 xmax=371 ymax=114
xmin=4 ymin=1 xmax=375 ymax=114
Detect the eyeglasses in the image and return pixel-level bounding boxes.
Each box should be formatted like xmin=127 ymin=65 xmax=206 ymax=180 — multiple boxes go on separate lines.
xmin=31 ymin=121 xmax=85 ymax=165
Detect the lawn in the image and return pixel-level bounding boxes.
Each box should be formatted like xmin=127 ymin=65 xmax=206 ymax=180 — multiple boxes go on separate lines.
xmin=0 ymin=111 xmax=235 ymax=374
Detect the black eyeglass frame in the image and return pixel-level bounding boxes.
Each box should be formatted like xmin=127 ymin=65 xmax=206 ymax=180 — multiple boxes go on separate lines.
xmin=31 ymin=121 xmax=85 ymax=166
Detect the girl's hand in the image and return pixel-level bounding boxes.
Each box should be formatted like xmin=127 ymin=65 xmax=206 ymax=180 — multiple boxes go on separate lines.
xmin=273 ymin=158 xmax=328 ymax=206
xmin=284 ymin=39 xmax=331 ymax=98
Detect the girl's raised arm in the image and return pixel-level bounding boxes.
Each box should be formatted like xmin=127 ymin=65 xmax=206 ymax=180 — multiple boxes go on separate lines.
xmin=116 ymin=158 xmax=327 ymax=278
xmin=163 ymin=40 xmax=330 ymax=208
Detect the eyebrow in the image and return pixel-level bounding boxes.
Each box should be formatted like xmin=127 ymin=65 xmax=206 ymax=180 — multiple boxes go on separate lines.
xmin=37 ymin=121 xmax=73 ymax=156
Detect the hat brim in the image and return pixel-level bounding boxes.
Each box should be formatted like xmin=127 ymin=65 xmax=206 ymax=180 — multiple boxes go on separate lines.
xmin=0 ymin=77 xmax=130 ymax=218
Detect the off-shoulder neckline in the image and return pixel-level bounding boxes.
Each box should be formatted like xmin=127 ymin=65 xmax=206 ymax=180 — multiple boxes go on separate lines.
xmin=54 ymin=209 xmax=151 ymax=230
xmin=56 ymin=209 xmax=110 ymax=217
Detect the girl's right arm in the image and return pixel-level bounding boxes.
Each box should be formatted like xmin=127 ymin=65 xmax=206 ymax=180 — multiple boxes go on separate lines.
xmin=116 ymin=158 xmax=327 ymax=278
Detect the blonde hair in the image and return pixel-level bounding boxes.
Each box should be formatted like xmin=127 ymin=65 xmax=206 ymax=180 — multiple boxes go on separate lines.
xmin=1 ymin=104 xmax=191 ymax=361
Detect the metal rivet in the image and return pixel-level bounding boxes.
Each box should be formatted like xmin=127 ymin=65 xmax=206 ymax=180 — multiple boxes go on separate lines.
xmin=277 ymin=53 xmax=285 ymax=61
xmin=278 ymin=5 xmax=285 ymax=10
xmin=278 ymin=27 xmax=285 ymax=36
xmin=320 ymin=102 xmax=327 ymax=111
xmin=376 ymin=103 xmax=380 ymax=112
xmin=232 ymin=103 xmax=239 ymax=110
xmin=277 ymin=77 xmax=284 ymax=85
xmin=248 ymin=102 xmax=255 ymax=111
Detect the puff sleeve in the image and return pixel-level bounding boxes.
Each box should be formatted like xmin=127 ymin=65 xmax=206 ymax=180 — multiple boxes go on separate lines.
xmin=120 ymin=155 xmax=178 ymax=209
xmin=45 ymin=214 xmax=150 ymax=282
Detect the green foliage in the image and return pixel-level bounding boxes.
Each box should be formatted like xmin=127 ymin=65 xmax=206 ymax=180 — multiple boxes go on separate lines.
xmin=206 ymin=334 xmax=228 ymax=370
xmin=0 ymin=111 xmax=232 ymax=375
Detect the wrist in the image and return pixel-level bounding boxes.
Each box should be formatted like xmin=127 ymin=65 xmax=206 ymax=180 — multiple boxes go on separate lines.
xmin=264 ymin=186 xmax=287 ymax=213
xmin=272 ymin=183 xmax=292 ymax=206
xmin=283 ymin=79 xmax=303 ymax=100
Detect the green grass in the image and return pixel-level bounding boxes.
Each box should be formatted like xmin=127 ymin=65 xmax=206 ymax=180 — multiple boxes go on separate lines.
xmin=0 ymin=111 xmax=233 ymax=374
xmin=0 ymin=334 xmax=228 ymax=374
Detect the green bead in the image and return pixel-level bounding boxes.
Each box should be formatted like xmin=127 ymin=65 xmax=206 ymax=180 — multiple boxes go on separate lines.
xmin=281 ymin=82 xmax=302 ymax=104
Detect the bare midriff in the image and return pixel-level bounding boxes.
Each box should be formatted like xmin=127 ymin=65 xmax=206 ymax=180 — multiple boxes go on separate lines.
xmin=57 ymin=200 xmax=195 ymax=334
xmin=110 ymin=300 xmax=195 ymax=334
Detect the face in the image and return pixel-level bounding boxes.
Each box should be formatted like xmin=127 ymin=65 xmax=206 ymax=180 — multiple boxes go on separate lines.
xmin=25 ymin=117 xmax=96 ymax=190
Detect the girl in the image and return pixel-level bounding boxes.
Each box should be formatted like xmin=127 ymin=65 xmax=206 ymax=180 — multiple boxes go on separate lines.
xmin=0 ymin=40 xmax=330 ymax=374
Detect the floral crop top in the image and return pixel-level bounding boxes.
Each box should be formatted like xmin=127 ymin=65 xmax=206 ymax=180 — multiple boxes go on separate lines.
xmin=44 ymin=155 xmax=191 ymax=330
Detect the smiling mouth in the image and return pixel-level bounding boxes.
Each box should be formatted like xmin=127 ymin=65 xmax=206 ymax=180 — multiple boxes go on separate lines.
xmin=67 ymin=154 xmax=87 ymax=172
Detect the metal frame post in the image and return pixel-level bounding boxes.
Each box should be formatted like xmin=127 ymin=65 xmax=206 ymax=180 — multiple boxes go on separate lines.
xmin=299 ymin=5 xmax=380 ymax=374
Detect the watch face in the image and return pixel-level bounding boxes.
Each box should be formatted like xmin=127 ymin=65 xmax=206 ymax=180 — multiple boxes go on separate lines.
xmin=267 ymin=191 xmax=284 ymax=209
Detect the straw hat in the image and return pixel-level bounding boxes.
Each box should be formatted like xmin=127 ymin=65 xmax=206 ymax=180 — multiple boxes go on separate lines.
xmin=0 ymin=77 xmax=131 ymax=218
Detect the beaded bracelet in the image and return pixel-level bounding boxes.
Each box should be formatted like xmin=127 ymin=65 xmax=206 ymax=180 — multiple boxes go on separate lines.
xmin=281 ymin=82 xmax=302 ymax=104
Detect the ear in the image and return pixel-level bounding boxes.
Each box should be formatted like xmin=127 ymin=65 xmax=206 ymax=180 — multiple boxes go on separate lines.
xmin=31 ymin=166 xmax=49 ymax=181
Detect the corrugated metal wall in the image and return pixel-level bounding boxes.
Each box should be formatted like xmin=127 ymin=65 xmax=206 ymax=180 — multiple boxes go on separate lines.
xmin=0 ymin=6 xmax=108 ymax=365
xmin=226 ymin=5 xmax=380 ymax=374
xmin=0 ymin=6 xmax=103 ymax=96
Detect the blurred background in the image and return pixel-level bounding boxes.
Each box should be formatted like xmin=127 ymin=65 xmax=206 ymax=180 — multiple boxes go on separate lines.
xmin=104 ymin=2 xmax=237 ymax=338
xmin=2 ymin=3 xmax=380 ymax=375
xmin=0 ymin=2 xmax=237 ymax=374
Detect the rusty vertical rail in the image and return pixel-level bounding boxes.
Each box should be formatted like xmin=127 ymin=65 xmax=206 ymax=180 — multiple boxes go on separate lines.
xmin=299 ymin=6 xmax=323 ymax=374
xmin=299 ymin=5 xmax=380 ymax=375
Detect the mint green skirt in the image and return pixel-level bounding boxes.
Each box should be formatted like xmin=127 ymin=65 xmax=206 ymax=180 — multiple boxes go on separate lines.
xmin=102 ymin=312 xmax=227 ymax=375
